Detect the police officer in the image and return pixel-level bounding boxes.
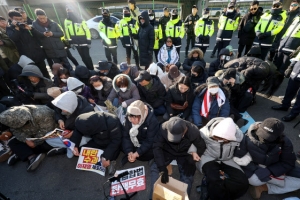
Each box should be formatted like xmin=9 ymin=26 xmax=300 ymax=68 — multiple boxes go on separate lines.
xmin=253 ymin=1 xmax=286 ymax=60
xmin=165 ymin=9 xmax=185 ymax=58
xmin=184 ymin=5 xmax=200 ymax=57
xmin=118 ymin=7 xmax=139 ymax=65
xmin=98 ymin=9 xmax=119 ymax=64
xmin=216 ymin=1 xmax=240 ymax=56
xmin=149 ymin=9 xmax=162 ymax=62
xmin=194 ymin=8 xmax=214 ymax=54
xmin=158 ymin=7 xmax=170 ymax=47
xmin=269 ymin=0 xmax=300 ymax=62
xmin=64 ymin=6 xmax=93 ymax=70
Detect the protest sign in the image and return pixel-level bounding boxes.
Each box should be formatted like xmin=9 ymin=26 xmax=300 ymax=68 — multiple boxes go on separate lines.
xmin=110 ymin=166 xmax=146 ymax=196
xmin=76 ymin=147 xmax=106 ymax=176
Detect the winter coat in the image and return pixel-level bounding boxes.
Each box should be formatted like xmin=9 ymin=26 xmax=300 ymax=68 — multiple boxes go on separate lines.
xmin=166 ymin=83 xmax=195 ymax=119
xmin=8 ymin=56 xmax=34 ymax=80
xmin=153 ymin=120 xmax=206 ymax=172
xmin=160 ymin=72 xmax=185 ymax=91
xmin=107 ymin=74 xmax=140 ymax=106
xmin=138 ymin=11 xmax=155 ymax=67
xmin=188 ymin=61 xmax=208 ymax=91
xmin=208 ymin=48 xmax=230 ymax=76
xmin=6 ymin=25 xmax=46 ymax=63
xmin=238 ymin=9 xmax=263 ymax=46
xmin=127 ymin=65 xmax=139 ymax=83
xmin=157 ymin=44 xmax=179 ymax=66
xmin=158 ymin=15 xmax=171 ymax=39
xmin=98 ymin=62 xmax=120 ymax=80
xmin=192 ymin=84 xmax=230 ymax=127
xmin=0 ymin=29 xmax=19 ymax=70
xmin=53 ymin=95 xmax=94 ymax=130
xmin=188 ymin=117 xmax=244 ymax=173
xmin=137 ymin=75 xmax=166 ymax=108
xmin=71 ymin=111 xmax=122 ymax=160
xmin=91 ymin=77 xmax=113 ymax=106
xmin=122 ymin=106 xmax=159 ymax=157
xmin=184 ymin=14 xmax=200 ymax=36
xmin=234 ymin=122 xmax=296 ymax=179
xmin=74 ymin=65 xmax=98 ymax=86
xmin=0 ymin=105 xmax=56 ymax=146
xmin=290 ymin=61 xmax=300 ymax=81
xmin=67 ymin=77 xmax=94 ymax=101
xmin=182 ymin=48 xmax=206 ymax=71
xmin=32 ymin=19 xmax=67 ymax=58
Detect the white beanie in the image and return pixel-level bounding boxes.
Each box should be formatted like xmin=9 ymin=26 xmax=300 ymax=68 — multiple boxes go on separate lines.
xmin=212 ymin=118 xmax=237 ymax=141
xmin=67 ymin=77 xmax=84 ymax=91
xmin=51 ymin=91 xmax=78 ymax=114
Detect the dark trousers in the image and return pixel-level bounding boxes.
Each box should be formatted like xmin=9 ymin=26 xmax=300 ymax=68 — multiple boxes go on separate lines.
xmin=66 ymin=48 xmax=79 ymax=66
xmin=202 ymin=161 xmax=249 ymax=200
xmin=211 ymin=41 xmax=219 ymax=55
xmin=104 ymin=47 xmax=118 ymax=64
xmin=199 ymin=46 xmax=208 ymax=55
xmin=76 ymin=46 xmax=94 ymax=70
xmin=217 ymin=40 xmax=231 ymax=56
xmin=185 ymin=35 xmax=195 ymax=55
xmin=125 ymin=47 xmax=132 ymax=59
xmin=8 ymin=138 xmax=52 ymax=161
xmin=282 ymin=78 xmax=300 ymax=115
xmin=275 ymin=51 xmax=291 ymax=74
xmin=35 ymin=61 xmax=50 ymax=79
xmin=260 ymin=46 xmax=271 ymax=61
xmin=154 ymin=49 xmax=159 ymax=62
xmin=237 ymin=44 xmax=252 ymax=58
xmin=52 ymin=57 xmax=73 ymax=72
xmin=153 ymin=104 xmax=166 ymax=116
xmin=176 ymin=47 xmax=181 ymax=59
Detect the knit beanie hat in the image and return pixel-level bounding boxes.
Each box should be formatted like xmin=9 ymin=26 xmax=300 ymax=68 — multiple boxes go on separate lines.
xmin=212 ymin=118 xmax=237 ymax=141
xmin=256 ymin=118 xmax=284 ymax=142
xmin=168 ymin=65 xmax=180 ymax=79
xmin=51 ymin=91 xmax=78 ymax=114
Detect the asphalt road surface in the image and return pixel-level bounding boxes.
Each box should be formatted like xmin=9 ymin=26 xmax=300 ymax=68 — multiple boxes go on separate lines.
xmin=1 ymin=32 xmax=300 ymax=200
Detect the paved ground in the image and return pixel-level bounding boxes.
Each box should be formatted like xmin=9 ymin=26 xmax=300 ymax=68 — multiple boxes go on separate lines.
xmin=1 ymin=32 xmax=300 ymax=200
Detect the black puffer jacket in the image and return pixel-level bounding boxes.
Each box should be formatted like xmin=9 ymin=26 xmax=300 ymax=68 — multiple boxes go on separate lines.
xmin=137 ymin=75 xmax=166 ymax=108
xmin=182 ymin=48 xmax=206 ymax=72
xmin=91 ymin=77 xmax=113 ymax=106
xmin=122 ymin=105 xmax=159 ymax=157
xmin=234 ymin=122 xmax=296 ymax=179
xmin=208 ymin=48 xmax=230 ymax=76
xmin=138 ymin=11 xmax=155 ymax=67
xmin=71 ymin=111 xmax=122 ymax=160
xmin=166 ymin=83 xmax=194 ymax=119
xmin=98 ymin=62 xmax=120 ymax=80
xmin=54 ymin=95 xmax=94 ymax=130
xmin=188 ymin=61 xmax=208 ymax=90
xmin=32 ymin=19 xmax=67 ymax=58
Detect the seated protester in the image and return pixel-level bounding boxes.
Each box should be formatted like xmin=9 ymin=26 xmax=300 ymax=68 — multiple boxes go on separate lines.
xmin=160 ymin=65 xmax=185 ymax=91
xmin=182 ymin=48 xmax=206 ymax=72
xmin=97 ymin=60 xmax=120 ymax=80
xmin=208 ymin=48 xmax=230 ymax=76
xmin=52 ymin=63 xmax=63 ymax=87
xmin=226 ymin=45 xmax=237 ymax=61
xmin=157 ymin=37 xmax=181 ymax=71
xmin=51 ymin=91 xmax=94 ymax=130
xmin=70 ymin=111 xmax=122 ymax=175
xmin=122 ymin=100 xmax=159 ymax=164
xmin=164 ymin=76 xmax=194 ymax=121
xmin=0 ymin=105 xmax=56 ymax=171
xmin=107 ymin=74 xmax=140 ymax=108
xmin=152 ymin=117 xmax=206 ymax=196
xmin=234 ymin=118 xmax=300 ymax=199
xmin=188 ymin=61 xmax=208 ymax=91
xmin=89 ymin=75 xmax=113 ymax=107
xmin=74 ymin=65 xmax=98 ymax=86
xmin=135 ymin=70 xmax=167 ymax=116
xmin=55 ymin=67 xmax=70 ymax=90
xmin=245 ymin=45 xmax=261 ymax=58
xmin=147 ymin=62 xmax=164 ymax=79
xmin=189 ymin=117 xmax=249 ymax=200
xmin=119 ymin=62 xmax=139 ymax=83
xmin=66 ymin=77 xmax=94 ymax=102
xmin=192 ymin=77 xmax=230 ymax=128
xmin=17 ymin=64 xmax=53 ymax=105
xmin=8 ymin=55 xmax=34 ymax=80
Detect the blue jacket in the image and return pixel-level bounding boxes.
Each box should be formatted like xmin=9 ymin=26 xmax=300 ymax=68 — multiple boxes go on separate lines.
xmin=192 ymin=85 xmax=230 ymax=127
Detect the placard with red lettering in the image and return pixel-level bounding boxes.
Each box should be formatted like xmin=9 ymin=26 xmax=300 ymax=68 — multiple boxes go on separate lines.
xmin=76 ymin=147 xmax=106 ymax=176
xmin=110 ymin=166 xmax=146 ymax=196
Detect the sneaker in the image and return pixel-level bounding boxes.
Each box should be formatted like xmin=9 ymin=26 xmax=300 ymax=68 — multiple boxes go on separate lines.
xmin=47 ymin=148 xmax=67 ymax=157
xmin=108 ymin=160 xmax=117 ymax=175
xmin=0 ymin=148 xmax=12 ymax=162
xmin=27 ymin=153 xmax=45 ymax=172
xmin=7 ymin=154 xmax=20 ymax=166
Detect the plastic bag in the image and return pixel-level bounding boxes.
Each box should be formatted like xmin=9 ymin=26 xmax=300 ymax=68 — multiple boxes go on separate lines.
xmin=115 ymin=106 xmax=126 ymax=125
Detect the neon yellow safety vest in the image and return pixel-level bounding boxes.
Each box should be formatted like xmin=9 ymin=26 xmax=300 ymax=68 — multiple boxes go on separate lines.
xmin=165 ymin=18 xmax=185 ymax=39
xmin=64 ymin=19 xmax=91 ymax=45
xmin=195 ymin=18 xmax=214 ymax=37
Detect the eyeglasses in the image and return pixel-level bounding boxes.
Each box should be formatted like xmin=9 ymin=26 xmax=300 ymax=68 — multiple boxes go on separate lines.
xmin=291 ymin=3 xmax=299 ymax=7
xmin=250 ymin=7 xmax=257 ymax=11
xmin=127 ymin=114 xmax=141 ymax=119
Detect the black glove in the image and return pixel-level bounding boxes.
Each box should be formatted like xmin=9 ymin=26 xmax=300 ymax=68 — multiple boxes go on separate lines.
xmin=24 ymin=91 xmax=34 ymax=98
xmin=284 ymin=65 xmax=294 ymax=78
xmin=258 ymin=33 xmax=266 ymax=40
xmin=160 ymin=167 xmax=169 ymax=184
xmin=264 ymin=31 xmax=271 ymax=37
xmin=198 ymin=34 xmax=203 ymax=40
xmin=183 ymin=155 xmax=196 ymax=177
xmin=255 ymin=167 xmax=271 ymax=182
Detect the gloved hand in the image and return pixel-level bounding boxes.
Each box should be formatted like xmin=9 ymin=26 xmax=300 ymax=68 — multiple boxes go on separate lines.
xmin=87 ymin=44 xmax=91 ymax=49
xmin=24 ymin=91 xmax=34 ymax=98
xmin=284 ymin=65 xmax=294 ymax=78
xmin=255 ymin=167 xmax=271 ymax=182
xmin=264 ymin=31 xmax=272 ymax=37
xmin=121 ymin=101 xmax=127 ymax=108
xmin=70 ymin=44 xmax=76 ymax=50
xmin=160 ymin=167 xmax=169 ymax=184
xmin=198 ymin=34 xmax=203 ymax=40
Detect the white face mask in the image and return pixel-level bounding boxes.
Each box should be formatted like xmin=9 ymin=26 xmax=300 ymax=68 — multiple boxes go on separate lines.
xmin=149 ymin=16 xmax=154 ymax=20
xmin=61 ymin=79 xmax=67 ymax=83
xmin=208 ymin=87 xmax=219 ymax=94
xmin=227 ymin=9 xmax=234 ymax=13
xmin=120 ymin=87 xmax=127 ymax=92
xmin=202 ymin=14 xmax=209 ymax=18
xmin=74 ymin=88 xmax=82 ymax=94
xmin=94 ymin=85 xmax=103 ymax=90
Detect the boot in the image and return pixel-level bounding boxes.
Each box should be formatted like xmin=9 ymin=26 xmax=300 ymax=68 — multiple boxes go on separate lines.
xmin=126 ymin=57 xmax=131 ymax=65
xmin=249 ymin=184 xmax=268 ymax=199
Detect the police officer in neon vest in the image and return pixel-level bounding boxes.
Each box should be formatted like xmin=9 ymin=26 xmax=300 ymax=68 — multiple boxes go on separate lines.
xmin=216 ymin=1 xmax=240 ymax=56
xmin=194 ymin=7 xmax=214 ymax=55
xmin=165 ymin=9 xmax=185 ymax=58
xmin=253 ymin=1 xmax=286 ymax=60
xmin=148 ymin=9 xmax=162 ymax=62
xmin=64 ymin=6 xmax=93 ymax=70
xmin=98 ymin=9 xmax=119 ymax=64
xmin=159 ymin=7 xmax=171 ymax=47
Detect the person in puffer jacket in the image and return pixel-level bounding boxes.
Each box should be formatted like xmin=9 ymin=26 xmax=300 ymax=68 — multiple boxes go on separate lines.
xmin=157 ymin=37 xmax=181 ymax=71
xmin=208 ymin=48 xmax=230 ymax=76
xmin=66 ymin=77 xmax=94 ymax=102
xmin=234 ymin=118 xmax=300 ymax=199
xmin=182 ymin=48 xmax=206 ymax=72
xmin=187 ymin=61 xmax=208 ymax=91
xmin=188 ymin=117 xmax=248 ymax=200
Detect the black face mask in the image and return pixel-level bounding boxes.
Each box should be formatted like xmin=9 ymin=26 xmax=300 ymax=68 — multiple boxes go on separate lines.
xmin=103 ymin=15 xmax=110 ymax=22
xmin=124 ymin=13 xmax=131 ymax=18
xmin=172 ymin=15 xmax=178 ymax=19
xmin=271 ymin=8 xmax=282 ymax=15
xmin=191 ymin=74 xmax=197 ymax=77
xmin=67 ymin=12 xmax=79 ymax=23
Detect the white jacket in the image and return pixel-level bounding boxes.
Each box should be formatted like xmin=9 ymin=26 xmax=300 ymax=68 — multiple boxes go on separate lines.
xmin=157 ymin=44 xmax=179 ymax=66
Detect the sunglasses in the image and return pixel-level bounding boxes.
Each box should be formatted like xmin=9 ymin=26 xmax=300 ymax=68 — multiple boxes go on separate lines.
xmin=291 ymin=3 xmax=299 ymax=7
xmin=250 ymin=7 xmax=257 ymax=11
xmin=127 ymin=114 xmax=141 ymax=119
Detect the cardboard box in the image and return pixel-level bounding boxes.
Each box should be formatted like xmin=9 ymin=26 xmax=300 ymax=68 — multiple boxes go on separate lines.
xmin=152 ymin=176 xmax=189 ymax=200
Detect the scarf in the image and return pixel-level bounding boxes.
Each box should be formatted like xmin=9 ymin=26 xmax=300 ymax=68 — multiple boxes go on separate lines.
xmin=200 ymin=88 xmax=226 ymax=118
xmin=129 ymin=105 xmax=148 ymax=147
